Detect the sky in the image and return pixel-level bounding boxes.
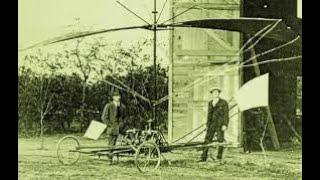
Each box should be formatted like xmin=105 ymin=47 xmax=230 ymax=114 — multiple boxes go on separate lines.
xmin=18 ymin=0 xmax=302 ymax=67
xmin=18 ymin=0 xmax=170 ymax=50
xmin=297 ymin=0 xmax=302 ymax=18
xmin=18 ymin=0 xmax=302 ymax=47
xmin=18 ymin=0 xmax=171 ymax=77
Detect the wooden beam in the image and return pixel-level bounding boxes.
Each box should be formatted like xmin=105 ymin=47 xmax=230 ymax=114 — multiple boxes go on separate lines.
xmin=239 ymin=12 xmax=244 ymax=147
xmin=250 ymin=46 xmax=281 ymax=150
xmin=168 ymin=0 xmax=174 ymax=144
xmin=175 ymin=49 xmax=238 ymax=56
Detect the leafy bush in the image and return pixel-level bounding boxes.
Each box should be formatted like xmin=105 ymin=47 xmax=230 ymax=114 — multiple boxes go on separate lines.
xmin=18 ymin=64 xmax=168 ymax=136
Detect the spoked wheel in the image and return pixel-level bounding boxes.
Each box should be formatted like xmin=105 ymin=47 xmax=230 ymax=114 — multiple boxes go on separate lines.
xmin=135 ymin=141 xmax=161 ymax=173
xmin=56 ymin=136 xmax=81 ymax=165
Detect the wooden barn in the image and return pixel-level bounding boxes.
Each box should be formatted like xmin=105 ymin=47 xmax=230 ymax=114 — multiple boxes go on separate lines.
xmin=168 ymin=0 xmax=242 ymax=146
xmin=167 ymin=0 xmax=301 ymax=149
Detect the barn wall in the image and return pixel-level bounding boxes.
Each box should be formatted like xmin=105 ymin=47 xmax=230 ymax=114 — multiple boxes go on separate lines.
xmin=168 ymin=0 xmax=242 ymax=146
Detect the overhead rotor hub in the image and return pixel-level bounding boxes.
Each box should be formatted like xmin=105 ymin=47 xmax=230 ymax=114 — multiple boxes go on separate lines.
xmin=152 ymin=24 xmax=158 ymax=29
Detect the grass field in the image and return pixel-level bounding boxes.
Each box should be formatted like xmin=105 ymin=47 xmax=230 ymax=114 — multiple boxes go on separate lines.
xmin=18 ymin=135 xmax=302 ymax=180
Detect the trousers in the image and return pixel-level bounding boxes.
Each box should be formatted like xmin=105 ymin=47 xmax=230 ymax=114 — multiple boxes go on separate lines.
xmin=107 ymin=135 xmax=118 ymax=160
xmin=201 ymin=127 xmax=225 ymax=160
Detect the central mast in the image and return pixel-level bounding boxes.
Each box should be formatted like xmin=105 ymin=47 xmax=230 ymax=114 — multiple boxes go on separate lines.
xmin=152 ymin=0 xmax=158 ymax=128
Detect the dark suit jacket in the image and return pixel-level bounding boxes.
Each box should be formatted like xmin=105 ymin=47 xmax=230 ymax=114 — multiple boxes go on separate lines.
xmin=101 ymin=102 xmax=125 ymax=135
xmin=207 ymin=98 xmax=229 ymax=130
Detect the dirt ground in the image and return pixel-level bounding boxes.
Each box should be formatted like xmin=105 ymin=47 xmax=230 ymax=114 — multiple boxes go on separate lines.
xmin=18 ymin=135 xmax=301 ymax=180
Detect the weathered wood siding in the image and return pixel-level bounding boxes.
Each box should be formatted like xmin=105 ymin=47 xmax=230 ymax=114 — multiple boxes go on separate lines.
xmin=168 ymin=0 xmax=242 ymax=146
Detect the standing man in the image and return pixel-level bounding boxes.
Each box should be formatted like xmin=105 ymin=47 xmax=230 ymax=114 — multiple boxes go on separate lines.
xmin=101 ymin=90 xmax=126 ymax=148
xmin=199 ymin=87 xmax=229 ymax=162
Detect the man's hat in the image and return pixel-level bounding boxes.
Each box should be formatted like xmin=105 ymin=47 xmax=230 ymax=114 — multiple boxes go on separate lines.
xmin=209 ymin=86 xmax=221 ymax=93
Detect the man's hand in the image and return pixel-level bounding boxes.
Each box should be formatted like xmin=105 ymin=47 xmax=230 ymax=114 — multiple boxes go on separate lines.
xmin=221 ymin=125 xmax=227 ymax=131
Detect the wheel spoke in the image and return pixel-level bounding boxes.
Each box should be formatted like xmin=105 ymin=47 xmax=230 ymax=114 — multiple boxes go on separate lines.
xmin=135 ymin=141 xmax=160 ymax=173
xmin=143 ymin=159 xmax=150 ymax=168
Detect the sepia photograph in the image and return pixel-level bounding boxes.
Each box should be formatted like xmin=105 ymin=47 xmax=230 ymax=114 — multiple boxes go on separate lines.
xmin=18 ymin=0 xmax=302 ymax=179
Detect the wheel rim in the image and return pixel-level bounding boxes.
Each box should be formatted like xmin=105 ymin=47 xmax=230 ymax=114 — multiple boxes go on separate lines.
xmin=57 ymin=136 xmax=81 ymax=165
xmin=135 ymin=142 xmax=160 ymax=173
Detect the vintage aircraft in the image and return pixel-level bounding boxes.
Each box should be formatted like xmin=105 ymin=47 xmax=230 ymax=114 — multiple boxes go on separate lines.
xmin=19 ymin=0 xmax=301 ymax=172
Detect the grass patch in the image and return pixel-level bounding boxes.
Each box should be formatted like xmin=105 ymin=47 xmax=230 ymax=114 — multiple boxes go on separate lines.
xmin=19 ymin=135 xmax=301 ymax=180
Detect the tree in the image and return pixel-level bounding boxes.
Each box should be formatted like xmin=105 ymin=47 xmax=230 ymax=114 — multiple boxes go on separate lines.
xmin=30 ymin=52 xmax=58 ymax=149
xmin=93 ymin=39 xmax=169 ymax=131
xmin=18 ymin=65 xmax=36 ymax=137
xmin=61 ymin=32 xmax=112 ymax=131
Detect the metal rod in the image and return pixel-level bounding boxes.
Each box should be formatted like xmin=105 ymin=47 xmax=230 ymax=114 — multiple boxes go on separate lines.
xmin=158 ymin=129 xmax=168 ymax=144
xmin=156 ymin=0 xmax=168 ymax=23
xmin=171 ymin=123 xmax=206 ymax=144
xmin=153 ymin=0 xmax=158 ymax=129
xmin=116 ymin=1 xmax=151 ymax=25
xmin=165 ymin=141 xmax=231 ymax=150
xmin=76 ymin=145 xmax=132 ymax=150
xmin=154 ymin=95 xmax=169 ymax=106
xmin=229 ymin=111 xmax=241 ymax=119
xmin=160 ymin=4 xmax=198 ymax=24
xmin=101 ymin=79 xmax=151 ymax=104
xmin=185 ymin=128 xmax=207 ymax=144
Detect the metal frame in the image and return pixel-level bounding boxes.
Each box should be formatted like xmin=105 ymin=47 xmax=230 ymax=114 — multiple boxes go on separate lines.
xmin=56 ymin=119 xmax=232 ymax=173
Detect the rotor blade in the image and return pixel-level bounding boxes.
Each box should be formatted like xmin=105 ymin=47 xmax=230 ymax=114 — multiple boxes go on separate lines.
xmin=19 ymin=25 xmax=152 ymax=52
xmin=162 ymin=18 xmax=300 ymax=42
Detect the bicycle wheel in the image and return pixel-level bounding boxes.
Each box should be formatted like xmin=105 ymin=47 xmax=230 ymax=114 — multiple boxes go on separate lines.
xmin=135 ymin=141 xmax=160 ymax=173
xmin=56 ymin=136 xmax=81 ymax=165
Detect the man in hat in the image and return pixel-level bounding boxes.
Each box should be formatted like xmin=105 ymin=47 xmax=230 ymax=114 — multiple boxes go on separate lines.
xmin=101 ymin=90 xmax=126 ymax=148
xmin=199 ymin=87 xmax=229 ymax=162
